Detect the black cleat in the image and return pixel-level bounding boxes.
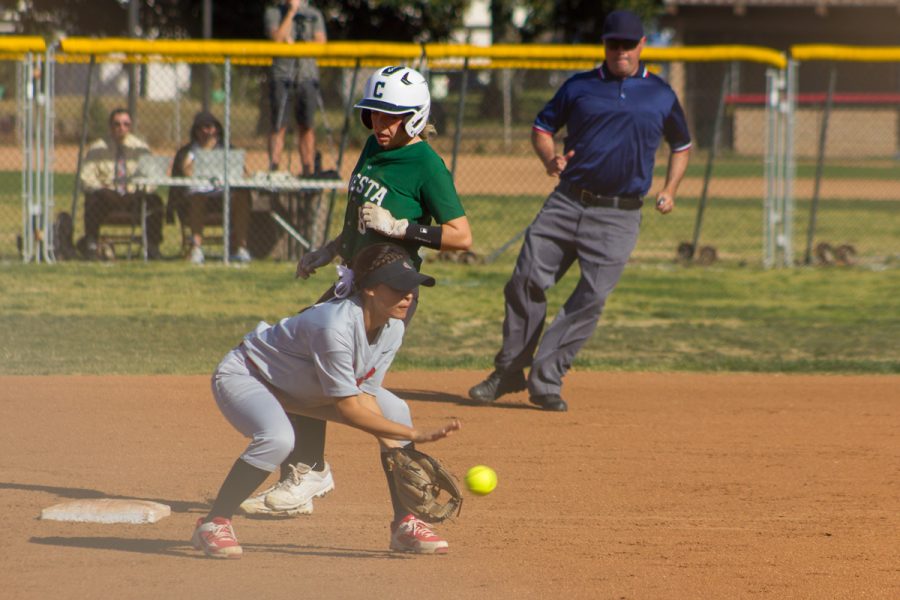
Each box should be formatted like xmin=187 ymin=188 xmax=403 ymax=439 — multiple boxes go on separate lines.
xmin=529 ymin=394 xmax=568 ymax=412
xmin=468 ymin=370 xmax=527 ymax=403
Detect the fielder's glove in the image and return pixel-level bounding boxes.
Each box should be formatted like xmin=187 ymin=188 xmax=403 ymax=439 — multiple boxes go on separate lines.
xmin=384 ymin=447 xmax=463 ymax=523
xmin=362 ymin=203 xmax=408 ymax=239
xmin=296 ymin=241 xmax=338 ymax=279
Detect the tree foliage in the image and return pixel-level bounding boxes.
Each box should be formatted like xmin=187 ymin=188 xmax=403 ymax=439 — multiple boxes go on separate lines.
xmin=316 ymin=0 xmax=468 ymax=42
xmin=507 ymin=0 xmax=663 ymax=44
xmin=18 ymin=0 xmax=185 ymax=37
xmin=10 ymin=0 xmax=468 ymax=42
xmin=10 ymin=0 xmax=662 ymax=44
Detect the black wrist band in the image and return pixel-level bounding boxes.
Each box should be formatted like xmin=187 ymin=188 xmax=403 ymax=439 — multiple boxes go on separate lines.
xmin=403 ymin=223 xmax=442 ymax=250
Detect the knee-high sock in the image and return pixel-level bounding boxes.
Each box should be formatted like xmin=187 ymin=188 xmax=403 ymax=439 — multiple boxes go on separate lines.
xmin=380 ymin=443 xmax=415 ymax=524
xmin=206 ymin=458 xmax=271 ymax=522
xmin=281 ymin=414 xmax=327 ymax=478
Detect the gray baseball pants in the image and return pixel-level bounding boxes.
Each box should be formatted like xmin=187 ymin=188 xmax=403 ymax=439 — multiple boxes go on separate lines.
xmin=212 ymin=346 xmax=413 ymax=472
xmin=494 ymin=189 xmax=641 ymax=396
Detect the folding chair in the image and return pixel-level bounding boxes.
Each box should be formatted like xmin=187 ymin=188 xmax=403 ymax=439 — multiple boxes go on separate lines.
xmin=97 ymin=154 xmax=170 ymax=260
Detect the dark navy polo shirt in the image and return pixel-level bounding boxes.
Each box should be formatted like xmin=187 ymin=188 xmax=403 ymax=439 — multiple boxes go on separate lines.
xmin=533 ymin=62 xmax=692 ymax=197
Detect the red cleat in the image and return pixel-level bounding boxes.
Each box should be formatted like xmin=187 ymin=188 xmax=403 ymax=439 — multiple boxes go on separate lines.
xmin=389 ymin=514 xmax=449 ymax=555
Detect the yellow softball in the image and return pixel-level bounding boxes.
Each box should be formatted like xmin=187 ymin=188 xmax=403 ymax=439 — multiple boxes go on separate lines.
xmin=465 ymin=465 xmax=498 ymax=496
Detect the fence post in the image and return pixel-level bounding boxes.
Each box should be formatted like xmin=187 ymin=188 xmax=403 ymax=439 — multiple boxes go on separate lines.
xmin=43 ymin=43 xmax=56 ymax=263
xmin=450 ymin=57 xmax=469 ymax=179
xmin=223 ymin=56 xmax=231 ymax=264
xmin=763 ymin=67 xmax=780 ymax=269
xmin=690 ymin=67 xmax=731 ymax=259
xmin=804 ymin=66 xmax=836 ymax=265
xmin=127 ymin=0 xmax=139 ymax=119
xmin=324 ymin=59 xmax=361 ymax=243
xmin=70 ymin=55 xmax=95 ymax=223
xmin=782 ymin=58 xmax=798 ymax=267
xmin=502 ymin=68 xmax=512 ymax=152
xmin=20 ymin=51 xmax=33 ymax=262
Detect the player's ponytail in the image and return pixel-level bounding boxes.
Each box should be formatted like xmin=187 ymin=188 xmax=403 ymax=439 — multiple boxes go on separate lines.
xmin=351 ymin=243 xmax=411 ymax=290
xmin=419 ymin=123 xmax=437 ymax=140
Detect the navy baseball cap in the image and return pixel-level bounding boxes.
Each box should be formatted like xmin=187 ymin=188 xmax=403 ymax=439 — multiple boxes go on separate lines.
xmin=601 ymin=10 xmax=645 ymax=41
xmin=358 ymin=257 xmax=435 ymax=293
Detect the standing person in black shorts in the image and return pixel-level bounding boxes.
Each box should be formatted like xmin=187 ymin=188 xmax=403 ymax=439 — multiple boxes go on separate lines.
xmin=265 ymin=0 xmax=326 ymax=175
xmin=469 ymin=9 xmax=692 ymax=412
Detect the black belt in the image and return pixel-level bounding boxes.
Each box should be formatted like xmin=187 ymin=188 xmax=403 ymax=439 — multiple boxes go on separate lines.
xmin=557 ymin=181 xmax=643 ymax=210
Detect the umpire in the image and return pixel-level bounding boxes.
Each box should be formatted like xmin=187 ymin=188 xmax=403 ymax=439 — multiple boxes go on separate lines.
xmin=470 ymin=10 xmax=692 ymax=412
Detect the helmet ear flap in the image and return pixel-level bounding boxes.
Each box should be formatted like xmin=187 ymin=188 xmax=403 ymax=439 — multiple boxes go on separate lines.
xmin=360 ymin=109 xmax=373 ymax=130
xmin=404 ymin=105 xmax=430 ymax=138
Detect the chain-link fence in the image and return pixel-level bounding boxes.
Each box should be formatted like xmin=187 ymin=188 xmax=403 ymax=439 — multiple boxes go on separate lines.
xmin=0 ymin=38 xmax=48 ymax=262
xmin=2 ymin=39 xmax=897 ymax=268
xmin=49 ymin=50 xmax=342 ymax=263
xmin=788 ymin=46 xmax=900 ymax=268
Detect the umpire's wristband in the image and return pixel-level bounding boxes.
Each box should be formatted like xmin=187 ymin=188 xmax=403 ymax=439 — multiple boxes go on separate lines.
xmin=403 ymin=223 xmax=442 ymax=250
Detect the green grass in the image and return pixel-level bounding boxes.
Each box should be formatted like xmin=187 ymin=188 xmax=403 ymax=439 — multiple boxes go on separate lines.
xmin=650 ymin=159 xmax=900 ymax=180
xmin=1 ymin=259 xmax=898 ymax=375
xmin=462 ymin=194 xmax=900 ymax=265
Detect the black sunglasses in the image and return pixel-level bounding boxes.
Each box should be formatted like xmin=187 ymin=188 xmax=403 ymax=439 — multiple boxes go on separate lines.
xmin=605 ymin=39 xmax=639 ymax=51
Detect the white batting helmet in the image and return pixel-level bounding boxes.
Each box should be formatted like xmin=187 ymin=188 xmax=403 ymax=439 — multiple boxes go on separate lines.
xmin=355 ymin=66 xmax=431 ymax=138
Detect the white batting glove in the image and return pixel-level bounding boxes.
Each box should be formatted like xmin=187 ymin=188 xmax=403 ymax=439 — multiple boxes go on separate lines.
xmin=295 ymin=242 xmax=337 ymax=279
xmin=361 ymin=203 xmax=408 ymax=239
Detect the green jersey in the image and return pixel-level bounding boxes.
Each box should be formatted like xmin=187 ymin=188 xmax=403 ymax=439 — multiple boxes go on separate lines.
xmin=339 ymin=136 xmax=465 ymax=269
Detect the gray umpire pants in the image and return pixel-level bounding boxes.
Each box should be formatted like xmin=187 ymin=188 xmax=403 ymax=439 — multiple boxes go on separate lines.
xmin=494 ymin=188 xmax=642 ymax=396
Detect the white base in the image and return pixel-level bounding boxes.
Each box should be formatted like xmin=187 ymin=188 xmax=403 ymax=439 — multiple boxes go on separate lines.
xmin=41 ymin=499 xmax=171 ymax=524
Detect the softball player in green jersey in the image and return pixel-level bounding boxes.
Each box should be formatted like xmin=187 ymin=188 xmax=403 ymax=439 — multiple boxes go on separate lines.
xmin=238 ymin=66 xmax=471 ymax=520
xmin=298 ymin=64 xmax=472 ymax=276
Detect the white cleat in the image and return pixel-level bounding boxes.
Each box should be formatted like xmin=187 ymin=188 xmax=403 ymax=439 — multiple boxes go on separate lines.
xmin=264 ymin=462 xmax=335 ymax=513
xmin=239 ymin=481 xmax=313 ymax=517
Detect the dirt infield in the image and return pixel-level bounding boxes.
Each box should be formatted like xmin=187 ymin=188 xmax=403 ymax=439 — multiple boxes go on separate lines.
xmin=2 ymin=372 xmax=898 ymax=599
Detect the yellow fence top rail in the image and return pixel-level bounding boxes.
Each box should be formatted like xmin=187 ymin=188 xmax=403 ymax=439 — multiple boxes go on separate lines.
xmin=0 ymin=37 xmax=46 ymax=53
xmin=791 ymin=45 xmax=900 ymax=62
xmin=59 ymin=38 xmax=786 ymax=69
xmin=430 ymin=43 xmax=785 ymax=68
xmin=60 ymin=38 xmax=421 ymax=60
xmin=643 ymin=46 xmax=785 ymax=68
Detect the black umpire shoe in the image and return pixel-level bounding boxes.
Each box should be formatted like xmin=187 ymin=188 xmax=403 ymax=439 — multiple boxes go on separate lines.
xmin=468 ymin=369 xmax=527 ymax=403
xmin=529 ymin=394 xmax=568 ymax=412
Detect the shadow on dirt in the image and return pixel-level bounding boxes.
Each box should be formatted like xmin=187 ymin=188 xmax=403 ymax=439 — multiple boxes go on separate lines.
xmin=1 ymin=481 xmax=206 ymax=513
xmin=30 ymin=536 xmax=410 ymax=560
xmin=30 ymin=536 xmax=200 ymax=558
xmin=393 ymin=388 xmax=539 ymax=410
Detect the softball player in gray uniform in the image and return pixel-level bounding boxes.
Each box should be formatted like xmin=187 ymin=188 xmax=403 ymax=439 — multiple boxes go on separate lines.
xmin=192 ymin=244 xmax=460 ymax=559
